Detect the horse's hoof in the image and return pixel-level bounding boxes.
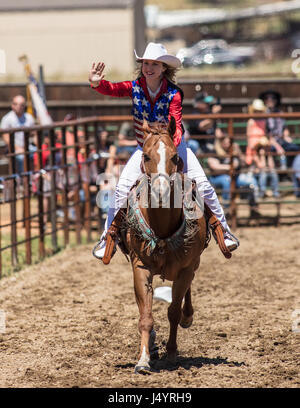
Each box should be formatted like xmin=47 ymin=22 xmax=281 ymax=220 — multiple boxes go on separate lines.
xmin=166 ymin=352 xmax=178 ymax=365
xmin=150 ymin=346 xmax=159 ymax=360
xmin=134 ymin=365 xmax=152 ymax=375
xmin=180 ymin=315 xmax=193 ymax=329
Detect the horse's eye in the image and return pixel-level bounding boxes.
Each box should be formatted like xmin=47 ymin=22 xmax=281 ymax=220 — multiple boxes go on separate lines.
xmin=144 ymin=154 xmax=151 ymax=162
xmin=171 ymin=154 xmax=178 ymax=164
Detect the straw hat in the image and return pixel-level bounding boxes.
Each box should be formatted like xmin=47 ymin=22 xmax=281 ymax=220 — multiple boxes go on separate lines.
xmin=254 ymin=136 xmax=270 ymax=151
xmin=248 ymin=98 xmax=266 ymax=113
xmin=134 ymin=42 xmax=182 ymax=68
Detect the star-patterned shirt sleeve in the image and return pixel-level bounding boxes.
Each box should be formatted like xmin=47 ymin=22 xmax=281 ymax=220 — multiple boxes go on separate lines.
xmin=168 ymin=91 xmax=183 ymax=147
xmin=92 ymin=80 xmax=132 ymax=98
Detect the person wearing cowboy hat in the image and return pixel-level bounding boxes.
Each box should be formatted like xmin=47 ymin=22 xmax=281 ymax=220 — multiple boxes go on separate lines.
xmin=89 ymin=42 xmax=239 ymax=262
xmin=252 ymin=136 xmax=280 ymax=198
xmin=259 ymin=89 xmax=299 ymax=169
xmin=246 ymin=99 xmax=268 ymax=167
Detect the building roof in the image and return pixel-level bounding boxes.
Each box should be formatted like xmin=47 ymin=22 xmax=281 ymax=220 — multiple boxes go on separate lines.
xmin=146 ymin=0 xmax=300 ymax=29
xmin=0 ymin=0 xmax=136 ymax=12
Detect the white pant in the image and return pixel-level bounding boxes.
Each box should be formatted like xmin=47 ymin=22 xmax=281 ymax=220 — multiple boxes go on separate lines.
xmin=103 ymin=138 xmax=229 ymax=234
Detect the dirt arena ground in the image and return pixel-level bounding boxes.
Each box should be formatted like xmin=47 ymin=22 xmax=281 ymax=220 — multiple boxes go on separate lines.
xmin=0 ymin=224 xmax=300 ymax=388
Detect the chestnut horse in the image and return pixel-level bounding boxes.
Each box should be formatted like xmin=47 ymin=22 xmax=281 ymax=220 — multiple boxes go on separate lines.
xmin=121 ymin=117 xmax=207 ymax=374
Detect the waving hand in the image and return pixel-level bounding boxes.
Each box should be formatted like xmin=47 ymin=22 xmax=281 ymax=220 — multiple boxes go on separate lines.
xmin=89 ymin=62 xmax=105 ymax=87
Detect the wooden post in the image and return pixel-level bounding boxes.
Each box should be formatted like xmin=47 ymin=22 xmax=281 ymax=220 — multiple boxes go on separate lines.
xmin=23 ymin=131 xmax=32 ymax=264
xmin=61 ymin=126 xmax=70 ymax=247
xmin=49 ymin=128 xmax=58 ymax=253
xmin=36 ymin=129 xmax=45 ymax=259
xmin=8 ymin=132 xmax=18 ymax=266
xmin=73 ymin=125 xmax=81 ymax=245
xmin=93 ymin=121 xmax=103 ymax=234
xmin=83 ymin=123 xmax=92 ymax=242
xmin=228 ymin=118 xmax=237 ymax=230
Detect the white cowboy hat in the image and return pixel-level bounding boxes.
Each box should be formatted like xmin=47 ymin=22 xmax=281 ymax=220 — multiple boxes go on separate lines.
xmin=134 ymin=42 xmax=181 ymax=68
xmin=249 ymin=98 xmax=266 ymax=112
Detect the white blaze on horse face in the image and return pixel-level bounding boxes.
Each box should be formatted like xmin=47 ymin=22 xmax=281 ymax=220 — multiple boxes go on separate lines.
xmin=157 ymin=141 xmax=166 ymax=175
xmin=151 ymin=141 xmax=170 ymax=208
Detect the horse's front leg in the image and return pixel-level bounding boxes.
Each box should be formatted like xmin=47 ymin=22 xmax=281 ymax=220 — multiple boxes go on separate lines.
xmin=132 ymin=259 xmax=154 ymax=374
xmin=180 ymin=287 xmax=194 ymax=328
xmin=166 ymin=270 xmax=194 ymax=363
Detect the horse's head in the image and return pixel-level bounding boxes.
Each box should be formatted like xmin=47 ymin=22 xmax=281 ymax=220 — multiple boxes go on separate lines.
xmin=141 ymin=116 xmax=182 ymax=207
xmin=142 ymin=116 xmax=181 ymax=175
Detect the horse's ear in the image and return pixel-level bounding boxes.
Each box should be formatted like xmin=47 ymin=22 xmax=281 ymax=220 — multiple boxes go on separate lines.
xmin=142 ymin=119 xmax=151 ymax=134
xmin=168 ymin=116 xmax=176 ymax=140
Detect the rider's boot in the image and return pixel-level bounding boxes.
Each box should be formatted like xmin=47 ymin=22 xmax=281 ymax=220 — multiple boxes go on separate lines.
xmin=205 ymin=204 xmax=239 ymax=258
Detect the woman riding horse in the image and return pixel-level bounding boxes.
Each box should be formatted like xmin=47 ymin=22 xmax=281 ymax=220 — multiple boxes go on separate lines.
xmin=124 ymin=118 xmax=208 ymax=372
xmin=89 ymin=42 xmax=239 ymax=262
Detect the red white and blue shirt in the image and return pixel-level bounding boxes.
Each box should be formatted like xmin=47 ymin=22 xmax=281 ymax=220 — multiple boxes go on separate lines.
xmin=92 ymin=76 xmax=183 ymax=147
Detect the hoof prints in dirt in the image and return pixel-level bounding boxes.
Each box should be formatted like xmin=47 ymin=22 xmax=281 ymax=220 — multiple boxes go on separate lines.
xmin=1 ymin=225 xmax=300 ymax=387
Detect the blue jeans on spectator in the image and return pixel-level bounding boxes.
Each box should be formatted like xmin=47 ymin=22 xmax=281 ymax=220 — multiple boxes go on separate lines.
xmin=236 ymin=172 xmax=259 ymax=206
xmin=258 ymin=170 xmax=279 ymax=197
xmin=14 ymin=144 xmax=37 ymax=174
xmin=209 ymin=174 xmax=231 ymax=202
xmin=271 ymin=141 xmax=299 ymax=168
xmin=292 ymin=154 xmax=300 ymax=197
xmin=186 ymin=139 xmax=200 ymax=155
xmin=15 ymin=153 xmax=24 ymax=174
xmin=209 ymin=172 xmax=258 ymax=207
xmin=293 ymin=175 xmax=300 ymax=198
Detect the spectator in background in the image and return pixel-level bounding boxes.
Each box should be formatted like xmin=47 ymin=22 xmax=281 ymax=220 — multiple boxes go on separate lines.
xmin=187 ymin=92 xmax=223 ymax=155
xmin=207 ymin=135 xmax=259 ymax=216
xmin=252 ymin=136 xmax=280 ymax=198
xmin=246 ymin=99 xmax=268 ymax=167
xmin=98 ymin=150 xmax=131 ymax=227
xmin=116 ymin=121 xmax=138 ymax=155
xmin=292 ymin=154 xmax=300 ymax=198
xmin=32 ymin=131 xmax=63 ymax=224
xmin=259 ymin=90 xmax=299 ymax=169
xmin=0 ymin=95 xmax=36 ymax=173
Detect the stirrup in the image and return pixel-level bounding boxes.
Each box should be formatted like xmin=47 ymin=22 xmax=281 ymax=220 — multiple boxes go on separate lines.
xmin=210 ymin=220 xmax=232 ymax=259
xmin=224 ymin=230 xmax=240 ymax=252
xmin=204 ymin=204 xmax=237 ymax=259
xmin=92 ymin=238 xmax=106 ymax=260
xmin=92 ymin=232 xmax=118 ymax=264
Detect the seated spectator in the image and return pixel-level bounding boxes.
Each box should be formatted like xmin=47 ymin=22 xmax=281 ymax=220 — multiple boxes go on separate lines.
xmin=259 ymin=90 xmax=299 ymax=169
xmin=32 ymin=132 xmax=63 ymax=224
xmin=62 ymin=114 xmax=90 ymax=163
xmin=246 ymin=99 xmax=268 ymax=166
xmin=207 ymin=135 xmax=260 ymax=216
xmin=292 ymin=154 xmax=300 ymax=198
xmin=98 ymin=150 xmax=131 ymax=227
xmin=187 ymin=92 xmax=223 ymax=154
xmin=252 ymin=136 xmax=280 ymax=198
xmin=0 ymin=95 xmax=36 ymax=174
xmin=116 ymin=121 xmax=138 ymax=155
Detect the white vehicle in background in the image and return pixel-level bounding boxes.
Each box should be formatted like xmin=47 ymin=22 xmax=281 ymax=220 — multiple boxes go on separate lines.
xmin=176 ymin=39 xmax=256 ymax=67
